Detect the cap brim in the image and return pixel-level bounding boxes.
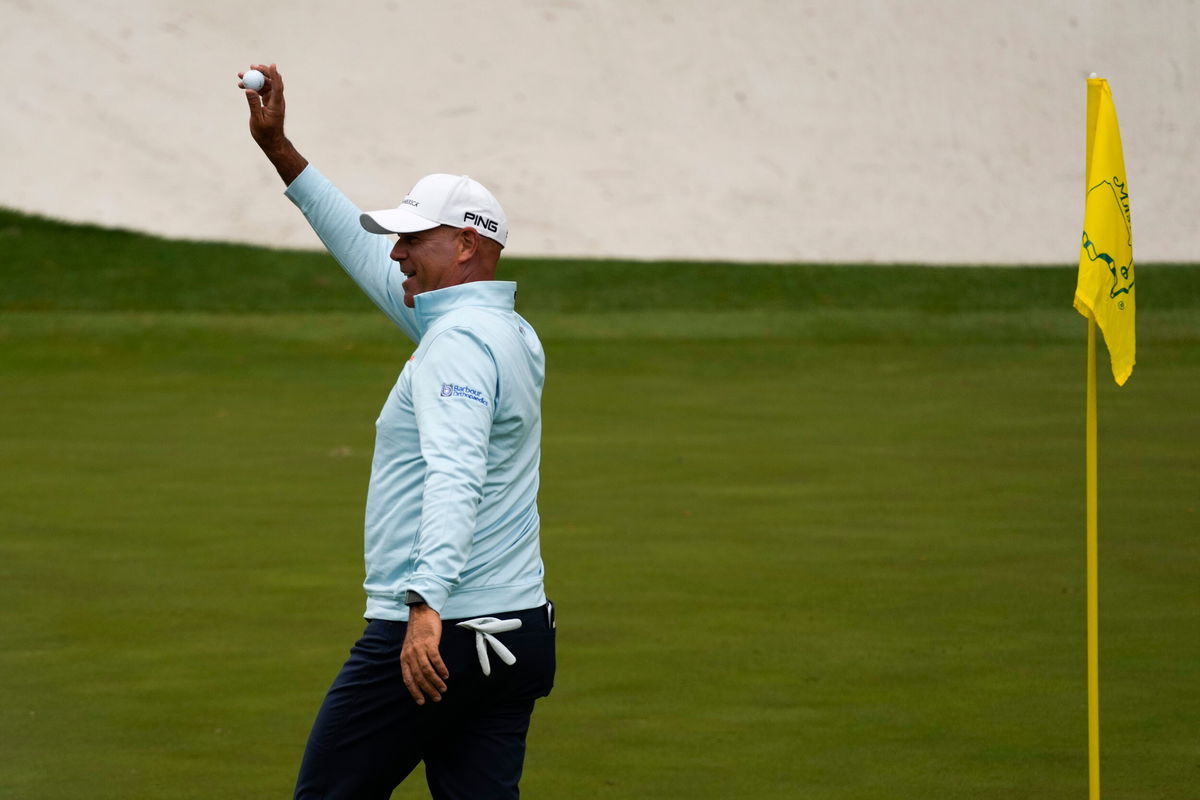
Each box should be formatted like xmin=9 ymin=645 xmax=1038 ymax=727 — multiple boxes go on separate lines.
xmin=359 ymin=207 xmax=441 ymax=235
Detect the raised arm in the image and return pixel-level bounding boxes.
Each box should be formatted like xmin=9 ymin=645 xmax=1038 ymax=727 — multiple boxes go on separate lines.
xmin=240 ymin=64 xmax=420 ymax=341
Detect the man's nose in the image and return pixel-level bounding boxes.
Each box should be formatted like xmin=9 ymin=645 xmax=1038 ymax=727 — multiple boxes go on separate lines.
xmin=390 ymin=240 xmax=406 ymax=261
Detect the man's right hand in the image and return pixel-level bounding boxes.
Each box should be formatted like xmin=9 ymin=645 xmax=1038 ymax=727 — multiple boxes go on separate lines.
xmin=400 ymin=604 xmax=451 ymax=706
xmin=241 ymin=63 xmax=308 ymax=185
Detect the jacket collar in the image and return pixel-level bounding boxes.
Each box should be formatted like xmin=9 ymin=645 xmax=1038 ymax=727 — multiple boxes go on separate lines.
xmin=414 ymin=281 xmax=517 ymax=335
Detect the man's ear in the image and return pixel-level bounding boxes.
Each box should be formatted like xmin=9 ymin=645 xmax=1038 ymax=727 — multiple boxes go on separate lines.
xmin=457 ymin=227 xmax=480 ymax=265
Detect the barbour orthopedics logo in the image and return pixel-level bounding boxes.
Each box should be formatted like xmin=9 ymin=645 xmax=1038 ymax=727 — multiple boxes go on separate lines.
xmin=1081 ymin=177 xmax=1134 ymax=309
xmin=439 ymin=383 xmax=489 ymax=407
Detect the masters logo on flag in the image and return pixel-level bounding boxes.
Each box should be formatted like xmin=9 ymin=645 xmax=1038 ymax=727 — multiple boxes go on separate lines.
xmin=1074 ymin=77 xmax=1135 ymax=386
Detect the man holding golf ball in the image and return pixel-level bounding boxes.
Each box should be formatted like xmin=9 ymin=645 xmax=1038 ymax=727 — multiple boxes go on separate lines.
xmin=238 ymin=64 xmax=555 ymax=800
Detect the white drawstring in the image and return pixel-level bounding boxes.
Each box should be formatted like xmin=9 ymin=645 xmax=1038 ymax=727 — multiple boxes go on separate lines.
xmin=455 ymin=617 xmax=523 ymax=676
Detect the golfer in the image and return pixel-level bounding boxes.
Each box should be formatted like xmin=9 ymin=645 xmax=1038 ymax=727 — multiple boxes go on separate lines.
xmin=240 ymin=64 xmax=555 ymax=800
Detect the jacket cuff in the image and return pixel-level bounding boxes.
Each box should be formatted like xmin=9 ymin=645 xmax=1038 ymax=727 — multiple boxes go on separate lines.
xmin=283 ymin=163 xmax=323 ymax=204
xmin=406 ymin=576 xmax=452 ymax=614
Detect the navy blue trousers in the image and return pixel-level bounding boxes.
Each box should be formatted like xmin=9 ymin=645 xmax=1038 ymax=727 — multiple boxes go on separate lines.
xmin=294 ymin=604 xmax=556 ymax=800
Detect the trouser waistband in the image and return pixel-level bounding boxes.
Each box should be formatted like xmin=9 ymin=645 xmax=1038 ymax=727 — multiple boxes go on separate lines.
xmin=370 ymin=601 xmax=556 ymax=630
xmin=446 ymin=602 xmax=555 ymax=631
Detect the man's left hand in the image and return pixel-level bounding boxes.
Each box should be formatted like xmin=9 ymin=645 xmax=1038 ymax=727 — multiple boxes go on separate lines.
xmin=400 ymin=604 xmax=450 ymax=705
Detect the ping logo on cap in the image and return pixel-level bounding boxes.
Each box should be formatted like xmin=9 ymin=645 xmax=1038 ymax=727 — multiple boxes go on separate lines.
xmin=464 ymin=211 xmax=499 ymax=233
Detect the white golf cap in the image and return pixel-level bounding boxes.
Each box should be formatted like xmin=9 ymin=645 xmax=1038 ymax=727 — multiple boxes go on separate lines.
xmin=359 ymin=173 xmax=508 ymax=247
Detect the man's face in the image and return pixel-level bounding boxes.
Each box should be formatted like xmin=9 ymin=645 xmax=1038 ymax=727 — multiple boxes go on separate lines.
xmin=389 ymin=226 xmax=465 ymax=308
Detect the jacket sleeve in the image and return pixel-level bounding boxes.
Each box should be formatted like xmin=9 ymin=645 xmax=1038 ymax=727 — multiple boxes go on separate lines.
xmin=406 ymin=326 xmax=498 ymax=612
xmin=284 ymin=165 xmax=421 ymax=343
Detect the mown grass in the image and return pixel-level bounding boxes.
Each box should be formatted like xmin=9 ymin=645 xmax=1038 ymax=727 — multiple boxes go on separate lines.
xmin=1 ymin=209 xmax=1198 ymax=798
xmin=6 ymin=206 xmax=1200 ymax=315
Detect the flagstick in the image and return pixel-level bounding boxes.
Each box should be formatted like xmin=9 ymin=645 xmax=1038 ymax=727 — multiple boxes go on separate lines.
xmin=1086 ymin=316 xmax=1100 ymax=799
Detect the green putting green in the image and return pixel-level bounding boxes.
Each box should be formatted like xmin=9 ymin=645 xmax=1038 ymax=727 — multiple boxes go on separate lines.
xmin=1 ymin=209 xmax=1197 ymax=798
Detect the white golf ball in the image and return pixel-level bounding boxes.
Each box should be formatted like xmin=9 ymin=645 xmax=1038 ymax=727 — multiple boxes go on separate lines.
xmin=242 ymin=69 xmax=265 ymax=92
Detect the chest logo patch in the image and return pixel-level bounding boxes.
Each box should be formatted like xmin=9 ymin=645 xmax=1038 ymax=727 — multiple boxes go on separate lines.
xmin=440 ymin=383 xmax=489 ymax=407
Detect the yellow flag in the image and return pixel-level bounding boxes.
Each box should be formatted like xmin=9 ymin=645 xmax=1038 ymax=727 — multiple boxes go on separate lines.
xmin=1074 ymin=77 xmax=1135 ymax=385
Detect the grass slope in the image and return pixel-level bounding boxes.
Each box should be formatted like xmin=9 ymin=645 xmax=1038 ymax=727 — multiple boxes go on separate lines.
xmin=1 ymin=210 xmax=1198 ymax=798
xmin=5 ymin=206 xmax=1200 ymax=315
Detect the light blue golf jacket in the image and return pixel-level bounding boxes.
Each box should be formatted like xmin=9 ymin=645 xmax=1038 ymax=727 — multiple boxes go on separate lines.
xmin=285 ymin=165 xmax=547 ymax=621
